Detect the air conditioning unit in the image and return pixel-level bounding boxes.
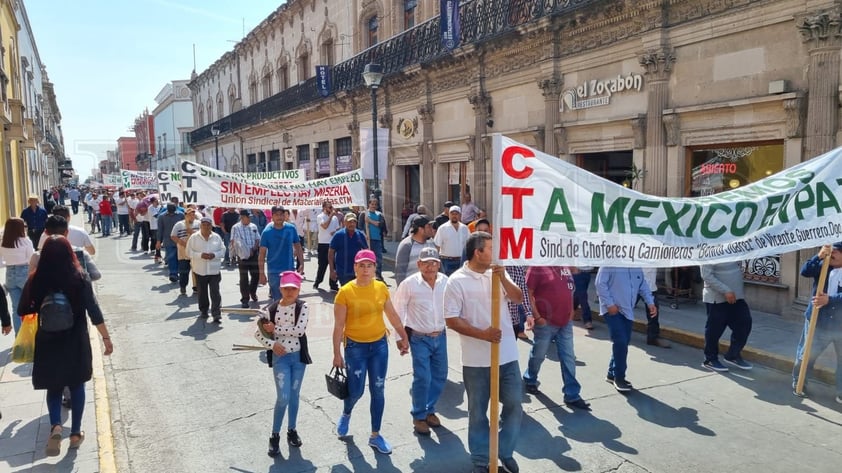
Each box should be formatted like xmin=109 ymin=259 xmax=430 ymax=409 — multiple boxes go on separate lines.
xmin=284 ymin=148 xmax=294 ymax=163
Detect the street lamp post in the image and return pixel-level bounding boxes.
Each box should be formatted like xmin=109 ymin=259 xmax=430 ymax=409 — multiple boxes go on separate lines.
xmin=211 ymin=125 xmax=220 ymax=170
xmin=362 ymin=63 xmax=384 ymax=203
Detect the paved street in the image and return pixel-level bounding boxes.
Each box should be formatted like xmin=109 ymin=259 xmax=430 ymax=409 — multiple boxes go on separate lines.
xmin=3 ymin=219 xmax=842 ymax=472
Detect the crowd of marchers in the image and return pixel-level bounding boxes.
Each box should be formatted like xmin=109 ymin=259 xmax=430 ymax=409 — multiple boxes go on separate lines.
xmin=1 ymin=188 xmax=841 ymax=473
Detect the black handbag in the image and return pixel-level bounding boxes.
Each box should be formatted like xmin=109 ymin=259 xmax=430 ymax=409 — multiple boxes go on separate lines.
xmin=325 ymin=367 xmax=349 ymax=399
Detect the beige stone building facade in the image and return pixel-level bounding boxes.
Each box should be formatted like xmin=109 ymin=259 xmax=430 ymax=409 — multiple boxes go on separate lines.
xmin=190 ymin=0 xmax=842 ymax=317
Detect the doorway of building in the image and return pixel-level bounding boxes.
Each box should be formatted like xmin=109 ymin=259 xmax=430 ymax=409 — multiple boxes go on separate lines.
xmin=577 ymin=151 xmax=633 ymax=186
xmin=400 ymin=165 xmax=420 ymax=228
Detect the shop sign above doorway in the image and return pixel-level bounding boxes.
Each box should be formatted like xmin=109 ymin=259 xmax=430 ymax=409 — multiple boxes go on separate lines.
xmin=561 ymin=73 xmax=644 ymax=112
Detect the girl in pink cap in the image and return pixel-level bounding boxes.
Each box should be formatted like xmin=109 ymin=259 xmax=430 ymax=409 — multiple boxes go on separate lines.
xmin=254 ymin=270 xmax=311 ymax=457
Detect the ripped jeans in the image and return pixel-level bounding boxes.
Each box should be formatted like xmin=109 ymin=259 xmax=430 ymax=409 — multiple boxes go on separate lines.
xmin=271 ymin=351 xmax=306 ymax=433
xmin=343 ymin=335 xmax=388 ymax=432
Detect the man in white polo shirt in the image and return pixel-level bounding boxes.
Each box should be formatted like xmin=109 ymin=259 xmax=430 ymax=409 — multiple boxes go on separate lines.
xmin=433 ymin=205 xmax=470 ymax=276
xmin=393 ymin=247 xmax=448 ymax=436
xmin=444 ymin=231 xmax=524 ymax=473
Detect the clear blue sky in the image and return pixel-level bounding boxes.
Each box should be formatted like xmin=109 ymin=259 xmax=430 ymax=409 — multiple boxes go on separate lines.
xmin=25 ymin=0 xmax=284 ymax=180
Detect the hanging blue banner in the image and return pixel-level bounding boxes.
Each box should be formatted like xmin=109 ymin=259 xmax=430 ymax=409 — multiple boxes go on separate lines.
xmin=440 ymin=0 xmax=461 ymax=51
xmin=315 ymin=65 xmax=332 ymax=97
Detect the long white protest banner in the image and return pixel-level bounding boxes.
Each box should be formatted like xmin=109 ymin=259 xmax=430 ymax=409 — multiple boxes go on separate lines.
xmin=156 ymin=168 xmax=306 ymax=204
xmin=121 ymin=169 xmax=157 ymax=190
xmin=102 ymin=174 xmax=122 ymax=187
xmin=492 ymin=135 xmax=842 ymax=267
xmin=177 ymin=159 xmax=365 ymax=209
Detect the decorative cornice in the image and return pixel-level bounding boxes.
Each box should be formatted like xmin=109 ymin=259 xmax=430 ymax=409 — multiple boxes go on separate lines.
xmin=639 ymin=48 xmax=676 ymax=81
xmin=538 ymin=77 xmax=563 ymax=98
xmin=554 ymin=127 xmax=567 ymax=155
xmin=631 ymin=114 xmax=647 ymax=149
xmin=796 ymin=8 xmax=842 ymax=50
xmin=662 ymin=113 xmax=680 ymax=147
xmin=418 ymin=103 xmax=434 ymax=123
xmin=783 ymin=95 xmax=805 ymax=138
xmin=468 ymin=93 xmax=491 ymax=115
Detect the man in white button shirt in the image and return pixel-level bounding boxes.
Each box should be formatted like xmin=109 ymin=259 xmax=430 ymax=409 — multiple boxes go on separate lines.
xmin=393 ymin=247 xmax=448 ymax=436
xmin=444 ymin=232 xmax=524 ymax=473
xmin=433 ymin=205 xmax=470 ymax=276
xmin=187 ymin=217 xmax=225 ymax=322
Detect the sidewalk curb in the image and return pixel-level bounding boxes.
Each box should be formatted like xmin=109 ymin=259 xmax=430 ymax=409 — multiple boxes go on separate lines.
xmin=593 ymin=313 xmax=836 ymax=385
xmin=90 ymin=330 xmax=117 ymax=473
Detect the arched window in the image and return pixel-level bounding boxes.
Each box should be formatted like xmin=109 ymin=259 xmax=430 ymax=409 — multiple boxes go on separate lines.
xmin=248 ymin=78 xmax=258 ymax=105
xmin=404 ymin=0 xmax=417 ymax=29
xmin=277 ymin=64 xmax=289 ymax=91
xmin=262 ymin=67 xmax=273 ymax=99
xmin=206 ymin=100 xmax=213 ymax=125
xmin=367 ymin=15 xmax=378 ymax=47
xmin=321 ymin=39 xmax=335 ymax=66
xmin=216 ymin=94 xmax=224 ymax=119
xmin=298 ymin=53 xmax=310 ymax=83
xmin=198 ymin=105 xmax=205 ymax=127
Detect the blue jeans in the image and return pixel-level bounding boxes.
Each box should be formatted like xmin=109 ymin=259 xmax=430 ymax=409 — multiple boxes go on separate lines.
xmin=573 ymin=272 xmax=592 ymax=323
xmin=793 ymin=319 xmax=842 ymax=395
xmin=408 ymin=332 xmax=448 ymax=420
xmin=463 ymin=360 xmax=523 ymax=466
xmin=441 ymin=258 xmax=461 ymax=276
xmin=369 ymin=239 xmax=383 ymax=278
xmin=343 ymin=336 xmax=389 ymax=432
xmin=101 ymin=215 xmax=113 ymax=236
xmin=222 ymin=231 xmax=231 ymax=262
xmin=523 ymin=322 xmax=582 ymax=402
xmin=47 ymin=384 xmax=85 ymax=434
xmin=5 ymin=264 xmax=29 ymax=334
xmin=268 ymin=271 xmax=281 ymax=301
xmin=604 ymin=313 xmax=633 ymax=380
xmin=272 ymin=351 xmax=306 ymax=433
xmin=164 ymin=245 xmax=179 ymax=278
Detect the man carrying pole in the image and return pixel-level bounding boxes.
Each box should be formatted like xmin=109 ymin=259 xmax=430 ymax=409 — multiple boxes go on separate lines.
xmin=444 ymin=231 xmax=523 ymax=473
xmin=793 ymin=242 xmax=842 ymax=402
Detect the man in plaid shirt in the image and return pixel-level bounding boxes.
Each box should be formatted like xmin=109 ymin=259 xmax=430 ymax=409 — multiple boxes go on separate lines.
xmin=231 ymin=210 xmax=262 ymax=307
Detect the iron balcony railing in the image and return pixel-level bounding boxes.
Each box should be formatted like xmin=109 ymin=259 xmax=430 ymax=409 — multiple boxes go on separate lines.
xmin=191 ymin=0 xmax=595 ymax=145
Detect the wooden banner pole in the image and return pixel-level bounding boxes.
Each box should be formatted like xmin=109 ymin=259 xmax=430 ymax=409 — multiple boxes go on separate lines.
xmin=489 ymin=271 xmax=501 ymax=472
xmin=795 ymin=253 xmax=832 ymax=395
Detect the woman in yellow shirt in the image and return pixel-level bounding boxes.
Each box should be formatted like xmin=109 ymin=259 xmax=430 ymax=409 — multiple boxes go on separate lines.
xmin=332 ymin=249 xmax=408 ymax=454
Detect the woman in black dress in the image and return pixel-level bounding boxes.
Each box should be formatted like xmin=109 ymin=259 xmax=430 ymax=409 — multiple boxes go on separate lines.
xmin=18 ymin=235 xmax=113 ymax=456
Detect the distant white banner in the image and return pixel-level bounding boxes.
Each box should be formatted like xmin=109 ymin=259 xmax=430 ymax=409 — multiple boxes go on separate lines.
xmin=178 ymin=159 xmax=367 ymax=209
xmin=121 ymin=169 xmax=157 ymax=190
xmin=492 ymin=135 xmax=842 ymax=267
xmin=360 ymin=127 xmax=389 ymax=181
xmin=102 ymin=174 xmax=122 ymax=187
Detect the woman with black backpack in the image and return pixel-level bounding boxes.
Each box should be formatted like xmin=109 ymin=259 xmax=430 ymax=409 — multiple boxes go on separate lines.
xmin=18 ymin=235 xmax=113 ymax=456
xmin=254 ymin=270 xmax=311 ymax=457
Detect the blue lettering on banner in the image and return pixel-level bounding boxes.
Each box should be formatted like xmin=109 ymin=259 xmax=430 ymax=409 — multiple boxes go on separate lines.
xmin=316 ymin=65 xmax=332 ymax=97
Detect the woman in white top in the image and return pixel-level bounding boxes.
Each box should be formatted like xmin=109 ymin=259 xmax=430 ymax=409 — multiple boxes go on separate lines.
xmin=1 ymin=218 xmax=35 ymax=334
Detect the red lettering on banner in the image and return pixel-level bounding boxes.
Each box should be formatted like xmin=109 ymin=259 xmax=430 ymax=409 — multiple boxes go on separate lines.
xmin=499 ymin=227 xmax=533 ymax=259
xmin=222 ymin=182 xmax=241 ymax=193
xmin=502 ymin=146 xmax=535 ymax=179
xmin=501 ymin=186 xmax=534 ymax=219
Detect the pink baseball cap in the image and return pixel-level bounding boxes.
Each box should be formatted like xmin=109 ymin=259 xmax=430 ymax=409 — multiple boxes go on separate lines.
xmin=279 ymin=271 xmax=303 ymax=288
xmin=354 ymin=249 xmax=377 ymax=264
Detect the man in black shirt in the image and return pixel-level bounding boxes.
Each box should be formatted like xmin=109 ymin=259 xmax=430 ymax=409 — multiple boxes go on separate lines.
xmin=221 ymin=208 xmax=241 ymax=266
xmin=433 ymin=201 xmax=453 ymax=229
